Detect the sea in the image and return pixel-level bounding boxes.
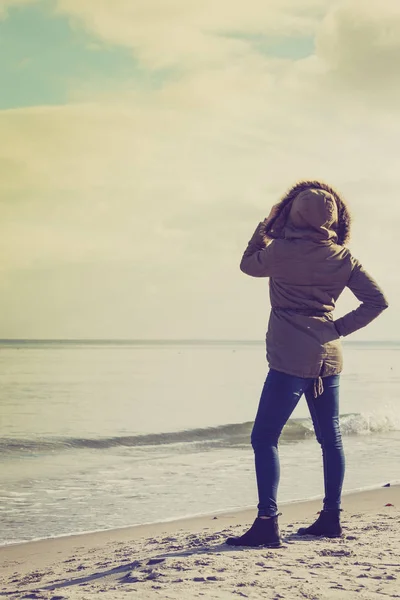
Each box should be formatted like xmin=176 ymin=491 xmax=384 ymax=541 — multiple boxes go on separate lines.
xmin=0 ymin=339 xmax=399 ymax=546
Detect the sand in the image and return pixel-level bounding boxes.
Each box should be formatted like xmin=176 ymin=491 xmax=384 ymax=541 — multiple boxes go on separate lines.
xmin=0 ymin=485 xmax=399 ymax=600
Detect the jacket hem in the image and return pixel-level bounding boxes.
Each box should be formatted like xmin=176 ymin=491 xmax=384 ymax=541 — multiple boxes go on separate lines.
xmin=267 ymin=364 xmax=343 ymax=379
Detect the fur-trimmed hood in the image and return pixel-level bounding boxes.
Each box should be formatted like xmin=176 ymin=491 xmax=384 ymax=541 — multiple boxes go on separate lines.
xmin=266 ymin=180 xmax=351 ymax=246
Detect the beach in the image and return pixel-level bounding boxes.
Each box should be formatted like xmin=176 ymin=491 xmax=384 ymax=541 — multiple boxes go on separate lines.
xmin=2 ymin=1 xmax=400 ymax=598
xmin=1 ymin=340 xmax=399 ymax=599
xmin=1 ymin=485 xmax=398 ymax=599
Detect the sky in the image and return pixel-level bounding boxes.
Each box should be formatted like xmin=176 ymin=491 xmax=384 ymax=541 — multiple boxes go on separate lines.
xmin=1 ymin=0 xmax=399 ymax=340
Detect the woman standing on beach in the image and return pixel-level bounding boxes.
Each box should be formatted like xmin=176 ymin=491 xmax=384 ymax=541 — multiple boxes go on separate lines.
xmin=227 ymin=181 xmax=388 ymax=547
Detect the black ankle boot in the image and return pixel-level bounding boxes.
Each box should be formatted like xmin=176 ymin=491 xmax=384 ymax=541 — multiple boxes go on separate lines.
xmin=226 ymin=516 xmax=282 ymax=548
xmin=297 ymin=509 xmax=342 ymax=538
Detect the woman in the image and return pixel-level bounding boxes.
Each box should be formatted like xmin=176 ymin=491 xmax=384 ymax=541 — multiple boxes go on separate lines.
xmin=226 ymin=181 xmax=388 ymax=548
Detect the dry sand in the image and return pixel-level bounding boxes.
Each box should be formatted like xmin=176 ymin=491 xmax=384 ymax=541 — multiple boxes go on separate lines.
xmin=0 ymin=485 xmax=399 ymax=600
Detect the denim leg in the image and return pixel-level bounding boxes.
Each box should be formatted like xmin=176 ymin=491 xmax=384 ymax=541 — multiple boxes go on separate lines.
xmin=305 ymin=375 xmax=345 ymax=510
xmin=251 ymin=369 xmax=310 ymax=517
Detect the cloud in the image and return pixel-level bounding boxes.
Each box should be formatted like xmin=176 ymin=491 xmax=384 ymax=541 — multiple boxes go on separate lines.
xmin=317 ymin=1 xmax=400 ymax=76
xmin=313 ymin=0 xmax=400 ymax=107
xmin=2 ymin=57 xmax=400 ymax=275
xmin=1 ymin=0 xmax=399 ymax=337
xmin=54 ymin=0 xmax=328 ymax=69
xmin=0 ymin=0 xmax=36 ymax=18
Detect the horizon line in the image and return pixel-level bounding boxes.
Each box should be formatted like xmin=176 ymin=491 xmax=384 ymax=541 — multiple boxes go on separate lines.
xmin=0 ymin=338 xmax=398 ymax=344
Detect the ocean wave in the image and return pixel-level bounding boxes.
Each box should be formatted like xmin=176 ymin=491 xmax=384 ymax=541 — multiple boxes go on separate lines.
xmin=1 ymin=412 xmax=399 ymax=456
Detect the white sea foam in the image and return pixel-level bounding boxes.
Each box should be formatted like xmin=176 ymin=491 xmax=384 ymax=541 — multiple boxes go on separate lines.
xmin=340 ymin=410 xmax=400 ymax=435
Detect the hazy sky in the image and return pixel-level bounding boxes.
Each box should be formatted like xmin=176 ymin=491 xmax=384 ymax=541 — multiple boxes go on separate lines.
xmin=1 ymin=0 xmax=398 ymax=340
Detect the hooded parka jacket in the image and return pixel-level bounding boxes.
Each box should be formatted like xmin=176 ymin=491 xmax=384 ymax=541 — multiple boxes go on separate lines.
xmin=240 ymin=188 xmax=389 ymax=387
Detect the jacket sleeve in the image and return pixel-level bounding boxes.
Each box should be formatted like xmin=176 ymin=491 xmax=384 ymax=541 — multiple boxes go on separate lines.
xmin=333 ymin=259 xmax=389 ymax=337
xmin=240 ymin=222 xmax=276 ymax=278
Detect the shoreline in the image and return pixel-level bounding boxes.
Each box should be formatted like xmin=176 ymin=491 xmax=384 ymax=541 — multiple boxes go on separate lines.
xmin=1 ymin=484 xmax=399 ymax=599
xmin=1 ymin=480 xmax=397 ymax=551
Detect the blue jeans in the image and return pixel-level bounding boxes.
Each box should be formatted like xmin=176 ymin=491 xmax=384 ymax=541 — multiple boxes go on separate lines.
xmin=251 ymin=369 xmax=344 ymax=517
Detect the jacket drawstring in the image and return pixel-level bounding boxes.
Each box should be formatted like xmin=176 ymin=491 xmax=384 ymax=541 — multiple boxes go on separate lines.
xmin=313 ymin=376 xmax=324 ymax=398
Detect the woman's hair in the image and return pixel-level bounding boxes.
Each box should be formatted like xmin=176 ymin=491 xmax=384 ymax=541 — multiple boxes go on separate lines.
xmin=265 ymin=180 xmax=352 ymax=246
